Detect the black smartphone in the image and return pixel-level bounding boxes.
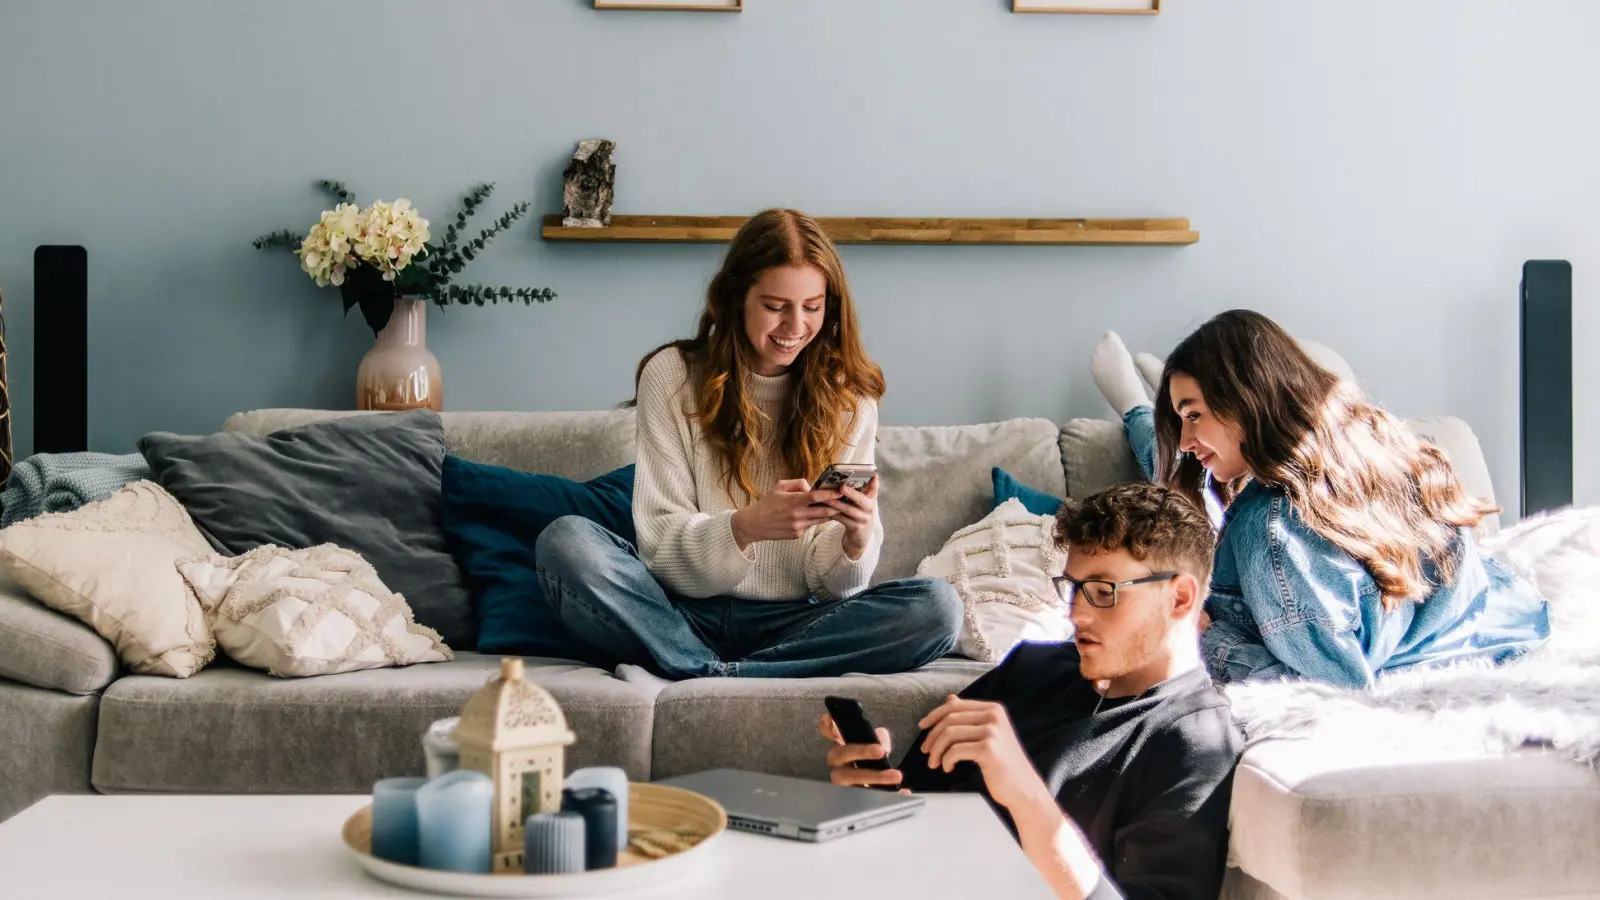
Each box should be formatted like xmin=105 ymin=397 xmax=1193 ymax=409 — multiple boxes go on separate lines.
xmin=824 ymin=696 xmax=897 ymax=789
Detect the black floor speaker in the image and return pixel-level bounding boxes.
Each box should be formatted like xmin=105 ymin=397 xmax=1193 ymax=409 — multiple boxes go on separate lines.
xmin=34 ymin=245 xmax=88 ymax=454
xmin=1519 ymin=260 xmax=1573 ymax=517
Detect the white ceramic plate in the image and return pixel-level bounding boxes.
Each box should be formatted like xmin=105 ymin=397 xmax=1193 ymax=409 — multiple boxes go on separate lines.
xmin=343 ymin=783 xmax=726 ymax=897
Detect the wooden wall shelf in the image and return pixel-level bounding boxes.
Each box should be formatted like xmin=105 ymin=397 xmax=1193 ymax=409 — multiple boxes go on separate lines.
xmin=541 ymin=215 xmax=1198 ymax=246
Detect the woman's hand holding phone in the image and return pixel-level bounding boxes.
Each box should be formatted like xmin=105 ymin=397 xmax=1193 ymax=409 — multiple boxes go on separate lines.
xmin=730 ymin=478 xmax=843 ymax=550
xmin=825 ymin=477 xmax=878 ymax=561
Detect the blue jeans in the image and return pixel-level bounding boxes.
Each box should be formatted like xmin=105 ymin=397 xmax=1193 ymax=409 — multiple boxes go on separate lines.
xmin=534 ymin=516 xmax=963 ymax=679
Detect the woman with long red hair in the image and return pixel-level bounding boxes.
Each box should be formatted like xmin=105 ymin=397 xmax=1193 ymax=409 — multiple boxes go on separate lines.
xmin=536 ymin=209 xmax=961 ymax=679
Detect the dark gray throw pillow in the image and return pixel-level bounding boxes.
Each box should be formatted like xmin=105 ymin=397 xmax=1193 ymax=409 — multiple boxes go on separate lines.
xmin=138 ymin=410 xmax=475 ymax=650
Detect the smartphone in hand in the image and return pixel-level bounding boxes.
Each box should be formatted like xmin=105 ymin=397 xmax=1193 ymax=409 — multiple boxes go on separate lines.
xmin=811 ymin=464 xmax=876 ymax=507
xmin=824 ymin=695 xmax=898 ymax=790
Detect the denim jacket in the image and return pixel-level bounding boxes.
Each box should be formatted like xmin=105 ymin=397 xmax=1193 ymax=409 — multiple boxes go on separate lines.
xmin=1124 ymin=407 xmax=1549 ymax=689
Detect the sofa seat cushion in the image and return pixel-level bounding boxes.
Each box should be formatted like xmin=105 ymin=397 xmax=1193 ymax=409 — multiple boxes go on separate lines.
xmin=644 ymin=659 xmax=993 ymax=781
xmin=0 ymin=571 xmax=118 ymax=695
xmin=92 ymin=653 xmax=657 ymax=792
xmin=1230 ymin=738 xmax=1600 ymax=900
xmin=875 ymin=420 xmax=1066 ymax=582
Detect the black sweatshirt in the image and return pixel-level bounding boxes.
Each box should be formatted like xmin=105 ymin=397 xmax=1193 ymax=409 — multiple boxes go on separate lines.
xmin=897 ymin=642 xmax=1244 ymax=900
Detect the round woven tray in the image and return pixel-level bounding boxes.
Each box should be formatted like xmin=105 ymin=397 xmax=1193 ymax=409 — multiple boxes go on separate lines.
xmin=343 ymin=782 xmax=726 ymax=897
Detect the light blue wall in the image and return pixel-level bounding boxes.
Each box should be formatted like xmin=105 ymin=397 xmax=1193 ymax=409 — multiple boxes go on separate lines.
xmin=2 ymin=0 xmax=1596 ymax=513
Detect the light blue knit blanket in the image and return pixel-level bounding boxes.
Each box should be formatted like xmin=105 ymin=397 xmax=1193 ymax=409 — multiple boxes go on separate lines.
xmin=0 ymin=452 xmax=152 ymax=527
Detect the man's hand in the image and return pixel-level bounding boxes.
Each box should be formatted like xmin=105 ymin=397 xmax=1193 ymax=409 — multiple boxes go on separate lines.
xmin=918 ymin=696 xmax=1052 ymax=812
xmin=818 ymin=714 xmax=906 ymax=791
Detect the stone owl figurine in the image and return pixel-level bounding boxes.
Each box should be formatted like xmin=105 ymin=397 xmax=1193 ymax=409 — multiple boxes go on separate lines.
xmin=561 ymin=139 xmax=617 ymax=228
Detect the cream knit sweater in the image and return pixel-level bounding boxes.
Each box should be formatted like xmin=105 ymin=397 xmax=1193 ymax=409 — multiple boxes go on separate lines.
xmin=632 ymin=348 xmax=882 ymax=601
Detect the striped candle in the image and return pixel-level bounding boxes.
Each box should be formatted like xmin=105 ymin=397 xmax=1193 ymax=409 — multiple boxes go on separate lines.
xmin=523 ymin=811 xmax=587 ymax=874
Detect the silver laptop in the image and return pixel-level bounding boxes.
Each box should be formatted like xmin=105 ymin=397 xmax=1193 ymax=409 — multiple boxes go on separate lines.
xmin=655 ymin=769 xmax=924 ymax=842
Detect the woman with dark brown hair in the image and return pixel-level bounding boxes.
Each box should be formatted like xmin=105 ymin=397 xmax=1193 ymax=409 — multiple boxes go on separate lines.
xmin=1093 ymin=310 xmax=1549 ymax=688
xmin=535 ymin=209 xmax=961 ymax=679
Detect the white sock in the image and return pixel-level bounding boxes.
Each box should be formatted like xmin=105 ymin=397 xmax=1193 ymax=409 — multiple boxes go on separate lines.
xmin=1091 ymin=332 xmax=1152 ymax=416
xmin=1134 ymin=352 xmax=1164 ymax=399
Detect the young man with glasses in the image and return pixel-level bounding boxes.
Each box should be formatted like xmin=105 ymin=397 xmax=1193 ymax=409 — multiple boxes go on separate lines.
xmin=819 ymin=483 xmax=1244 ymax=900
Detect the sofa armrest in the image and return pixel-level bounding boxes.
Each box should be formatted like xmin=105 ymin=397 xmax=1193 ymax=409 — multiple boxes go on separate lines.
xmin=0 ymin=570 xmax=118 ymax=694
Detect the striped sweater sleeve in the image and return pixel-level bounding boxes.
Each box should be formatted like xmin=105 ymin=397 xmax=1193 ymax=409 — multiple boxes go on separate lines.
xmin=804 ymin=399 xmax=882 ymax=601
xmin=632 ymin=350 xmax=756 ymax=598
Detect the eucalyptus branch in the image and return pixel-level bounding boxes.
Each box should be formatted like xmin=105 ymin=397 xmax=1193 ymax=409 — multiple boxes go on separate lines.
xmin=443 ymin=183 xmax=494 ymax=249
xmin=460 ymin=202 xmax=532 ymax=262
xmin=443 ymin=284 xmax=557 ymax=307
xmin=318 ymin=180 xmax=356 ymax=205
xmin=252 ymin=229 xmax=301 ymax=253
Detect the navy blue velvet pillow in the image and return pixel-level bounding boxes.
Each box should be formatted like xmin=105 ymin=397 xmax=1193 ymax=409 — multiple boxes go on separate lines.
xmin=441 ymin=456 xmax=635 ymax=658
xmin=992 ymin=466 xmax=1065 ymax=516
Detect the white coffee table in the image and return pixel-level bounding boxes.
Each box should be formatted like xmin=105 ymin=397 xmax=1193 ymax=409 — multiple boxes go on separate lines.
xmin=0 ymin=793 xmax=1053 ymax=898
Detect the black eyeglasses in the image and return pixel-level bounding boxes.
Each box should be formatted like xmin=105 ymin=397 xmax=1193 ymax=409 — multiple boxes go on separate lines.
xmin=1052 ymin=572 xmax=1178 ymax=609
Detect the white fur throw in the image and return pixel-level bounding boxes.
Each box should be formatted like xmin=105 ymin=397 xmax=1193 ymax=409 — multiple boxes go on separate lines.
xmin=1224 ymin=506 xmax=1600 ymax=770
xmin=917 ymin=498 xmax=1071 ymax=662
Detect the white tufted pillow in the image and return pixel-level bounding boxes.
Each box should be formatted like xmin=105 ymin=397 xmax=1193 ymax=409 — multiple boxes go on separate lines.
xmin=177 ymin=544 xmax=451 ymax=678
xmin=917 ymin=498 xmax=1072 ymax=662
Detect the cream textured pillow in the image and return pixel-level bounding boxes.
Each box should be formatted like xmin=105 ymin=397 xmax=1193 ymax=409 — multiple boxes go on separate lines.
xmin=177 ymin=544 xmax=452 ymax=678
xmin=917 ymin=498 xmax=1071 ymax=662
xmin=0 ymin=480 xmax=214 ymax=677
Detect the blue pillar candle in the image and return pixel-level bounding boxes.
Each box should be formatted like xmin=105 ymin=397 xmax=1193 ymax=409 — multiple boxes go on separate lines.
xmin=417 ymin=769 xmax=494 ymax=874
xmin=563 ymin=767 xmax=629 ymax=851
xmin=561 ymin=787 xmax=619 ymax=870
xmin=370 ymin=777 xmax=428 ymax=865
xmin=523 ymin=811 xmax=587 ymax=874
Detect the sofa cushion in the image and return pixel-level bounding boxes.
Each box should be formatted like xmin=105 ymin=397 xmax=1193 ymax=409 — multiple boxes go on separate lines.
xmin=177 ymin=545 xmax=452 ymax=678
xmin=0 ymin=571 xmax=118 ymax=695
xmin=142 ymin=410 xmax=475 ymax=650
xmin=0 ymin=481 xmax=215 ymax=679
xmin=1402 ymin=415 xmax=1500 ymax=536
xmin=92 ymin=652 xmax=657 ymax=792
xmin=1059 ymin=418 xmax=1143 ymax=500
xmin=875 ymin=420 xmax=1066 ymax=582
xmin=1229 ymin=739 xmax=1600 ymax=900
xmin=641 ymin=659 xmax=992 ymax=780
xmin=992 ymin=466 xmax=1064 ymax=516
xmin=222 ymin=409 xmax=638 ymax=482
xmin=0 ymin=679 xmax=98 ymax=823
xmin=441 ymin=457 xmax=635 ymax=658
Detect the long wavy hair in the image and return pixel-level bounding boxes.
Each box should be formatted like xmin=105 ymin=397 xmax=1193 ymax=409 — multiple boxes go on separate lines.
xmin=631 ymin=209 xmax=885 ymax=501
xmin=1154 ymin=310 xmax=1496 ymax=611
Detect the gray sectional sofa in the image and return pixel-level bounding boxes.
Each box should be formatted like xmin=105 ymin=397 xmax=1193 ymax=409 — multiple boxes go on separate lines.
xmin=3 ymin=408 xmax=1597 ymax=900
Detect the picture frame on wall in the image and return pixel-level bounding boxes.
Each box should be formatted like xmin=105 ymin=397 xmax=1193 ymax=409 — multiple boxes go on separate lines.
xmin=1013 ymin=0 xmax=1160 ymax=14
xmin=593 ymin=0 xmax=742 ymax=11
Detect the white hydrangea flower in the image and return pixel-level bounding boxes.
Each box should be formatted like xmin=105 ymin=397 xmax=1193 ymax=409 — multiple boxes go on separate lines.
xmin=352 ymin=199 xmax=431 ymax=281
xmin=296 ymin=202 xmax=362 ymax=287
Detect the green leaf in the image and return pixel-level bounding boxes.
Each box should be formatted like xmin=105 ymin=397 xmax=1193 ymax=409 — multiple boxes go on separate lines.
xmin=319 ymin=180 xmax=356 ymax=205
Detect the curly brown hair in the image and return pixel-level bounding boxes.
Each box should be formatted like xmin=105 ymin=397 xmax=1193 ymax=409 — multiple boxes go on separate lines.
xmin=1055 ymin=483 xmax=1216 ymax=586
xmin=632 ymin=209 xmax=885 ymax=500
xmin=1153 ymin=309 xmax=1494 ymax=611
